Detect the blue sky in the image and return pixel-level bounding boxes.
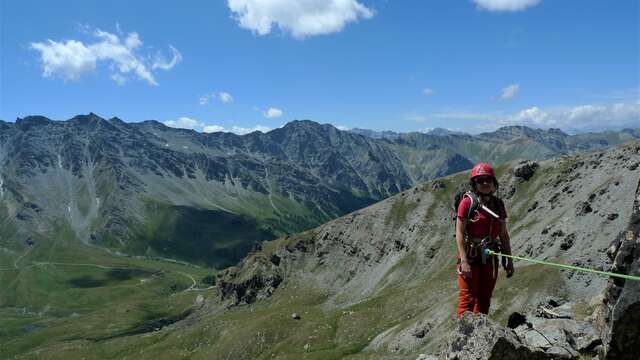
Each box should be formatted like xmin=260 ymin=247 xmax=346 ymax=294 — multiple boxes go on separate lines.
xmin=1 ymin=0 xmax=638 ymax=134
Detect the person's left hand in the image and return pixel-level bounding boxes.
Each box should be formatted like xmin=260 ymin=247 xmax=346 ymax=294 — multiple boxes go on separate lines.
xmin=505 ymin=260 xmax=514 ymax=278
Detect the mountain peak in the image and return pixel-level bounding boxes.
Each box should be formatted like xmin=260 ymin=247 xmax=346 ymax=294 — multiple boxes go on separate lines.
xmin=283 ymin=119 xmax=324 ymax=129
xmin=492 ymin=125 xmax=567 ymax=136
xmin=69 ymin=113 xmax=107 ymax=126
xmin=426 ymin=128 xmax=465 ymax=136
xmin=15 ymin=115 xmax=52 ymax=130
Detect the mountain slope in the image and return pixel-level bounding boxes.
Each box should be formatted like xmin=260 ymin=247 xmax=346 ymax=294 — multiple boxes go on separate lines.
xmin=206 ymin=141 xmax=640 ymax=358
xmin=2 ymin=140 xmax=638 ymax=359
xmin=1 ymin=114 xmax=638 ymax=270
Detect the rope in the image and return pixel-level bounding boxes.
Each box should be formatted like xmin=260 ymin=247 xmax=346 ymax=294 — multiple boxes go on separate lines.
xmin=485 ymin=249 xmax=640 ymax=282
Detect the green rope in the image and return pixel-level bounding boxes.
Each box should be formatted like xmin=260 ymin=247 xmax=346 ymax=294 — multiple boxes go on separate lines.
xmin=485 ymin=249 xmax=640 ymax=282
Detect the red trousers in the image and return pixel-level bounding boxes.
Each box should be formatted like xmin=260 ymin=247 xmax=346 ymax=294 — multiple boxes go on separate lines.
xmin=456 ymin=261 xmax=497 ymax=318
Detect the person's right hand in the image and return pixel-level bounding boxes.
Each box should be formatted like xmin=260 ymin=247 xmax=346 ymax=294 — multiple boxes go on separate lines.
xmin=458 ymin=261 xmax=472 ymax=279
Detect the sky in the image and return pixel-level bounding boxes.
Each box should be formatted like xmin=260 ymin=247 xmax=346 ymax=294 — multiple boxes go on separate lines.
xmin=1 ymin=0 xmax=638 ymax=134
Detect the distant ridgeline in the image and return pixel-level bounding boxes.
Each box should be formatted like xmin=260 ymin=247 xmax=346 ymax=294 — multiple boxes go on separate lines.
xmin=0 ymin=113 xmax=638 ymax=267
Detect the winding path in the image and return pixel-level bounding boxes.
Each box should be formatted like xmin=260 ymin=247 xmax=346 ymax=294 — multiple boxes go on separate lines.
xmin=1 ymin=252 xmax=216 ymax=293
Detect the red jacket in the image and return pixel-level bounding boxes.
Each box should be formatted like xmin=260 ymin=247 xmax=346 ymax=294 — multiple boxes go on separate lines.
xmin=457 ymin=195 xmax=506 ymax=239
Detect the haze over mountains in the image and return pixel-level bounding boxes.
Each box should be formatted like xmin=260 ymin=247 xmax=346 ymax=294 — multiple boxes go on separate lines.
xmin=0 ymin=114 xmax=639 ymax=268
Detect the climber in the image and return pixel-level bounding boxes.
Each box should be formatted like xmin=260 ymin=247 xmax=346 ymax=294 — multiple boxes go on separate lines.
xmin=455 ymin=162 xmax=514 ymax=318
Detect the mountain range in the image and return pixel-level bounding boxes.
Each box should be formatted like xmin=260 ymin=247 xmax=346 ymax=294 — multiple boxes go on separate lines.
xmin=1 ymin=114 xmax=639 ymax=358
xmin=1 ymin=114 xmax=638 ymax=268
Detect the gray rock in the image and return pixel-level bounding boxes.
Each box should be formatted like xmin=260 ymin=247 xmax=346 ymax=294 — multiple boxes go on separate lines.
xmin=599 ymin=227 xmax=640 ymax=359
xmin=514 ymin=161 xmax=539 ymax=181
xmin=441 ymin=312 xmax=552 ymax=360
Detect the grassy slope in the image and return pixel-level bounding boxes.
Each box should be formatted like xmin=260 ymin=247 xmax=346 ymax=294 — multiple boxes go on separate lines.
xmin=0 ymin=223 xmax=215 ymax=359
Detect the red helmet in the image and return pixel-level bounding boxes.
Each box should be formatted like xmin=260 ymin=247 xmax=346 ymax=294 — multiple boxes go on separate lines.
xmin=470 ymin=162 xmax=495 ymax=180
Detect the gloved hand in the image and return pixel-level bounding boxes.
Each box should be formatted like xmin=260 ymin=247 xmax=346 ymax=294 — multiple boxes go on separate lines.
xmin=505 ymin=259 xmax=514 ymax=278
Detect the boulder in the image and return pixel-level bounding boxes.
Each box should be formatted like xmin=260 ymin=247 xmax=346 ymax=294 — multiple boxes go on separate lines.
xmin=514 ymin=161 xmax=539 ymax=181
xmin=441 ymin=312 xmax=552 ymax=360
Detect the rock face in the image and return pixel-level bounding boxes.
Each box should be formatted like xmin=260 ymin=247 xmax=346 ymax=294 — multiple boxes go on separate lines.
xmin=441 ymin=312 xmax=552 ymax=360
xmin=216 ymin=254 xmax=283 ymax=305
xmin=596 ymin=184 xmax=640 ymax=359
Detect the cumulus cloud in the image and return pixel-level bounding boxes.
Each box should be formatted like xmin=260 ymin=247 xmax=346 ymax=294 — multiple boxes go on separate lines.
xmin=165 ymin=117 xmax=272 ymax=134
xmin=30 ymin=27 xmax=181 ymax=85
xmin=473 ymin=0 xmax=541 ymax=12
xmin=203 ymin=125 xmax=226 ymax=133
xmin=500 ymin=83 xmax=520 ymax=100
xmin=164 ymin=117 xmax=205 ymax=130
xmin=227 ymin=0 xmax=375 ymax=39
xmin=423 ymin=88 xmax=435 ymax=96
xmin=230 ymin=125 xmax=272 ymax=134
xmin=263 ymin=107 xmax=283 ymax=118
xmin=430 ymin=102 xmax=639 ymax=133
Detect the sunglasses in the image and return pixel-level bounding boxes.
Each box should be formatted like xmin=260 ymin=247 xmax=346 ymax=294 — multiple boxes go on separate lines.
xmin=474 ymin=177 xmax=494 ymax=185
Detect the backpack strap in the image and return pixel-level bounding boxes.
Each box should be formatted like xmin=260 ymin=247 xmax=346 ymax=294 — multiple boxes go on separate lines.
xmin=463 ymin=191 xmax=479 ymax=220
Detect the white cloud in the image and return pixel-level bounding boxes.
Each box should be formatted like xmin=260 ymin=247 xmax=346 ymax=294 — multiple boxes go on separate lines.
xmin=230 ymin=125 xmax=272 ymax=134
xmin=423 ymin=88 xmax=435 ymax=96
xmin=165 ymin=117 xmax=272 ymax=134
xmin=199 ymin=92 xmax=234 ymax=105
xmin=30 ymin=27 xmax=181 ymax=85
xmin=152 ymin=46 xmax=183 ymax=70
xmin=227 ymin=0 xmax=375 ymax=39
xmin=336 ymin=125 xmax=351 ymax=131
xmin=203 ymin=125 xmax=226 ymax=133
xmin=164 ymin=116 xmax=205 ymax=130
xmin=428 ymin=102 xmax=639 ymax=133
xmin=501 ymin=83 xmax=520 ymax=100
xmin=30 ymin=40 xmax=96 ymax=81
xmin=263 ymin=107 xmax=283 ymax=118
xmin=219 ymin=92 xmax=234 ymax=103
xmin=473 ymin=0 xmax=541 ymax=12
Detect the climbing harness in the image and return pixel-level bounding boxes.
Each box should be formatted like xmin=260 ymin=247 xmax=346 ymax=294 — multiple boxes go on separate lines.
xmin=485 ymin=249 xmax=640 ymax=282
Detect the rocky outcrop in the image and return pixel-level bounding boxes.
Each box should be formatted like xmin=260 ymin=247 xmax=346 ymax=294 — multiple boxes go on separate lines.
xmin=216 ymin=253 xmax=284 ymax=306
xmin=441 ymin=312 xmax=552 ymax=360
xmin=514 ymin=161 xmax=539 ymax=181
xmin=508 ymin=299 xmax=602 ymax=359
xmin=596 ymin=178 xmax=640 ymax=359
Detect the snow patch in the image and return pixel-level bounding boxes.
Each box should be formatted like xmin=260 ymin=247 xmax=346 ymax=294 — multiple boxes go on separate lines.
xmin=96 ymin=197 xmax=100 ymax=207
xmin=58 ymin=155 xmax=63 ymax=169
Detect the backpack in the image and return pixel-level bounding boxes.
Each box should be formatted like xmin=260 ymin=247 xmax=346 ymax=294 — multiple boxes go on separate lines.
xmin=452 ymin=190 xmax=507 ymax=267
xmin=452 ymin=190 xmax=479 ymax=224
xmin=452 ymin=190 xmax=505 ymax=225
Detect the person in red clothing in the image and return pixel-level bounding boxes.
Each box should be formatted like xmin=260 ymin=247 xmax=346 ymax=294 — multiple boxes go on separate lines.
xmin=455 ymin=162 xmax=514 ymax=318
